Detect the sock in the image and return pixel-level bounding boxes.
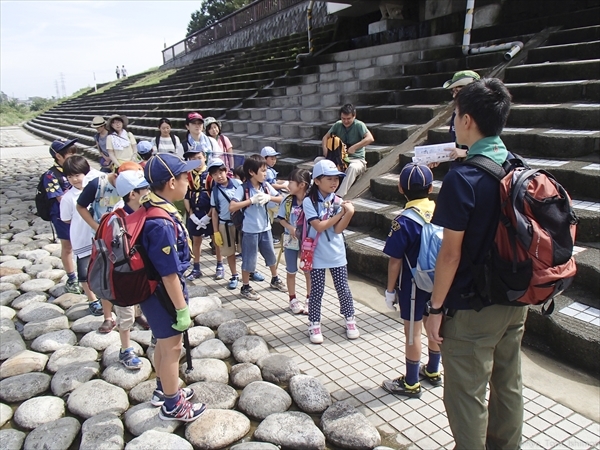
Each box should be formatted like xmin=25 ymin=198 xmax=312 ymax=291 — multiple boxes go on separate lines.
xmin=427 ymin=349 xmax=441 ymax=374
xmin=242 ymin=284 xmax=250 ymax=290
xmin=155 ymin=377 xmax=162 ymax=392
xmin=163 ymin=390 xmax=180 ymax=410
xmin=405 ymin=358 xmax=420 ymax=386
xmin=193 ymin=262 xmax=200 ymax=271
xmin=216 ymin=262 xmax=223 ymax=268
xmin=271 ymin=276 xmax=279 ymax=284
xmin=231 ymin=273 xmax=238 ymax=279
xmin=67 ymin=272 xmax=76 ymax=282
xmin=289 ymin=294 xmax=297 ymax=301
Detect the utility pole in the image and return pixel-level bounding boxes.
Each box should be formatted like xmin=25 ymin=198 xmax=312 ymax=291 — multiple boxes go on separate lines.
xmin=93 ymin=72 xmax=97 ymax=92
xmin=60 ymin=73 xmax=66 ymax=98
xmin=55 ymin=80 xmax=61 ymax=99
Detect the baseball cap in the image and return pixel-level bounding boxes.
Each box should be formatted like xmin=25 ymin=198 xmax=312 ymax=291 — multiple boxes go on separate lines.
xmin=207 ymin=158 xmax=226 ymax=170
xmin=185 ymin=112 xmax=204 ymax=125
xmin=144 ymin=153 xmax=200 ymax=186
xmin=442 ymin=70 xmax=481 ymax=89
xmin=90 ymin=116 xmax=106 ymax=128
xmin=117 ymin=161 xmax=143 ymax=174
xmin=49 ymin=138 xmax=78 ymax=157
xmin=399 ymin=163 xmax=433 ymax=191
xmin=183 ymin=142 xmax=205 ymax=160
xmin=116 ymin=168 xmax=150 ymax=197
xmin=137 ymin=141 xmax=153 ymax=155
xmin=312 ymin=159 xmax=346 ymax=179
xmin=260 ymin=146 xmax=280 ymax=157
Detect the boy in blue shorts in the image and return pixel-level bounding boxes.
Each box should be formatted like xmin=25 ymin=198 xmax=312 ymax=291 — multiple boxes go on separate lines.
xmin=140 ymin=153 xmax=206 ymax=422
xmin=230 ymin=154 xmax=287 ymax=300
xmin=381 ymin=163 xmax=441 ymax=398
xmin=44 ymin=139 xmax=82 ymax=294
xmin=209 ymin=158 xmax=242 ymax=289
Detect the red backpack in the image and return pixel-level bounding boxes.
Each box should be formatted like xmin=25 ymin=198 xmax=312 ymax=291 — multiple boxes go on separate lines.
xmin=88 ymin=206 xmax=176 ymax=307
xmin=466 ymin=155 xmax=578 ymax=314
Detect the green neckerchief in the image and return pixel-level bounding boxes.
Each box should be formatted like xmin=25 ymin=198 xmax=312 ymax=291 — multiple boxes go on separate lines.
xmin=465 ymin=136 xmax=508 ymax=166
xmin=405 ymin=198 xmax=436 ymax=223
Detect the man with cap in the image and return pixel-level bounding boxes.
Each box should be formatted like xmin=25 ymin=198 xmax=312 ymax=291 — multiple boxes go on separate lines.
xmin=443 ymin=70 xmax=480 ymax=148
xmin=44 ymin=138 xmax=82 ymax=294
xmin=138 ymin=153 xmax=206 ymax=421
xmin=91 ymin=116 xmax=111 ymax=173
xmin=319 ymin=103 xmax=374 ymax=198
xmin=381 ymin=162 xmax=441 ymax=399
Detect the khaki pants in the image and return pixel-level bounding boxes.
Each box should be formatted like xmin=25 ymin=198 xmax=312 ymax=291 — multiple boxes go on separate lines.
xmin=440 ymin=304 xmax=527 ymax=450
xmin=314 ymin=156 xmax=366 ymax=198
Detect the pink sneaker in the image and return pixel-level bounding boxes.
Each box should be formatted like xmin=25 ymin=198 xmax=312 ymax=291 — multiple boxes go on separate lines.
xmin=308 ymin=321 xmax=323 ymax=344
xmin=345 ymin=316 xmax=360 ymax=340
xmin=289 ymin=298 xmax=305 ymax=315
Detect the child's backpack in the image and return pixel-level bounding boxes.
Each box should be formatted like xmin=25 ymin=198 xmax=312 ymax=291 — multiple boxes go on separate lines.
xmin=400 ymin=208 xmax=444 ymax=293
xmin=35 ymin=167 xmax=63 ymax=221
xmin=281 ymin=194 xmax=304 ymax=250
xmin=465 ymin=155 xmax=578 ymax=314
xmin=88 ymin=206 xmax=176 ymax=307
xmin=325 ymin=134 xmax=349 ymax=172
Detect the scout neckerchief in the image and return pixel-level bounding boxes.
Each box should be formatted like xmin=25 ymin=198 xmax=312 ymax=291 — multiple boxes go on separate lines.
xmin=465 ymin=136 xmax=508 ymax=166
xmin=403 ymin=198 xmax=436 ymax=223
xmin=189 ymin=165 xmax=207 ymax=192
xmin=141 ymin=191 xmax=193 ymax=258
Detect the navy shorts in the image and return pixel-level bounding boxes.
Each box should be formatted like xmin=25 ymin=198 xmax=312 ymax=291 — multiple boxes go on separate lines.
xmin=139 ymin=292 xmax=186 ymax=340
xmin=398 ymin=288 xmax=429 ymax=322
xmin=51 ymin=217 xmax=70 ymax=240
xmin=76 ymin=255 xmax=90 ymax=282
xmin=186 ymin=216 xmax=214 ymax=238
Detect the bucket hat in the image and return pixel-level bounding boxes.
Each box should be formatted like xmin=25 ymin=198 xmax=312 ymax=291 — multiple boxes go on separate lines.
xmin=443 ymin=70 xmax=481 ymax=89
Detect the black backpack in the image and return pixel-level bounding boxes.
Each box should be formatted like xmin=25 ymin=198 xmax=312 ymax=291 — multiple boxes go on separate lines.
xmin=35 ymin=167 xmax=63 ymax=221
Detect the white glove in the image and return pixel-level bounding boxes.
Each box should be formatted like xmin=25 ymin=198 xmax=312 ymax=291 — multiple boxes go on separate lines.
xmin=251 ymin=192 xmax=270 ymax=206
xmin=385 ymin=290 xmax=398 ymax=311
xmin=250 ymin=193 xmax=263 ymax=205
xmin=198 ymin=215 xmax=211 ymax=229
xmin=189 ymin=213 xmax=202 ymax=227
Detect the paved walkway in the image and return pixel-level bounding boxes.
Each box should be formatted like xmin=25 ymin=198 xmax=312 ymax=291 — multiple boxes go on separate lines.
xmin=2 ymin=126 xmax=599 ymax=449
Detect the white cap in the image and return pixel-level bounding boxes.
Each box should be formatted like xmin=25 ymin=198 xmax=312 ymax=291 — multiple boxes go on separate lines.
xmin=312 ymin=160 xmax=346 ymax=179
xmin=260 ymin=146 xmax=280 ymax=157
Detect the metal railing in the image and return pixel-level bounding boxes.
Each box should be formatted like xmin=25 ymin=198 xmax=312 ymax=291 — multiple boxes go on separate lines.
xmin=163 ymin=0 xmax=305 ymax=64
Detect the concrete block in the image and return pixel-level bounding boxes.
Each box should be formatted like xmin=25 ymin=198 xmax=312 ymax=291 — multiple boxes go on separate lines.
xmin=354 ymin=58 xmax=372 ymax=70
xmin=319 ymin=72 xmax=339 ymax=83
xmin=301 ymin=94 xmax=321 ymax=107
xmin=233 ymin=121 xmax=250 ymax=134
xmin=250 ymin=109 xmax=267 ymax=121
xmin=376 ymin=54 xmax=396 ymax=67
xmin=336 ymin=61 xmax=355 ymax=72
xmin=319 ymin=83 xmax=338 ymax=94
xmin=286 ymin=86 xmax=302 ymax=96
xmin=246 ymin=122 xmax=262 ymax=135
xmin=266 ymin=109 xmax=283 ymax=121
xmin=337 ymin=70 xmax=355 ymax=82
xmin=321 ymin=94 xmax=340 ymax=107
xmin=341 ymin=80 xmax=360 ymax=93
xmin=357 ymin=67 xmax=379 ymax=80
xmin=240 ymin=136 xmax=260 ymax=152
xmin=301 ymin=84 xmax=318 ymax=95
xmin=281 ymin=109 xmax=299 ymax=121
xmin=319 ymin=63 xmax=336 ymax=73
xmin=299 ymin=109 xmax=321 ymax=122
xmin=280 ymin=123 xmax=301 ymax=139
xmin=299 ymin=124 xmax=319 ymax=139
xmin=262 ymin=122 xmax=281 ymax=137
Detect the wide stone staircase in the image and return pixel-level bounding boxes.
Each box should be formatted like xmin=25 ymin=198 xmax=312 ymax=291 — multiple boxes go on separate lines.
xmin=24 ymin=3 xmax=599 ymax=375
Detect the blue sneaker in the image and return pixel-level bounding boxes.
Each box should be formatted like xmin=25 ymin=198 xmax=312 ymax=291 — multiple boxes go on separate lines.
xmin=250 ymin=272 xmax=265 ymax=282
xmin=88 ymin=300 xmax=103 ymax=316
xmin=227 ymin=276 xmax=239 ymax=290
xmin=186 ymin=269 xmax=202 ymax=281
xmin=119 ymin=347 xmax=142 ymax=370
xmin=215 ymin=265 xmax=225 ymax=280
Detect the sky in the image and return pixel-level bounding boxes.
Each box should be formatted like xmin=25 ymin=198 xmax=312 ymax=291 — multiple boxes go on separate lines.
xmin=0 ymin=1 xmax=202 ymax=100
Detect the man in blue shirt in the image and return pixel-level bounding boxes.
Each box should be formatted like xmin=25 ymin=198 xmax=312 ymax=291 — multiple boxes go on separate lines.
xmin=426 ymin=78 xmax=527 ymax=449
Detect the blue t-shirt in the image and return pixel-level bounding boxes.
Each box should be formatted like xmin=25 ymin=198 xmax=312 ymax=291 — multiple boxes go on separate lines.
xmin=77 ymin=175 xmax=121 ymax=222
xmin=233 ymin=181 xmax=278 ymax=234
xmin=302 ymin=192 xmax=346 ymax=269
xmin=431 ymin=164 xmax=501 ymax=309
xmin=43 ymin=164 xmax=70 ymax=220
xmin=266 ymin=166 xmax=278 ymax=185
xmin=210 ymin=178 xmax=242 ymax=222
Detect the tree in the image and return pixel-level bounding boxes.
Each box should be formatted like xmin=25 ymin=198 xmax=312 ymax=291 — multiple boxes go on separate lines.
xmin=186 ymin=0 xmax=252 ymax=36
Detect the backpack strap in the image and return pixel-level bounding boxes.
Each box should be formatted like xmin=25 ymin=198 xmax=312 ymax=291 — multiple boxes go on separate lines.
xmin=155 ymin=135 xmax=161 ymax=151
xmin=92 ymin=174 xmax=109 ymax=222
xmin=170 ymin=133 xmax=177 ymax=151
xmin=463 ymin=155 xmax=506 ymax=181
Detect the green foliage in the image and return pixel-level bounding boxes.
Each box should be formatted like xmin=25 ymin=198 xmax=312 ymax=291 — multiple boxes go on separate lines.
xmin=0 ymin=101 xmax=39 ymax=127
xmin=187 ymin=0 xmax=252 ymax=36
xmin=125 ymin=69 xmax=177 ymax=90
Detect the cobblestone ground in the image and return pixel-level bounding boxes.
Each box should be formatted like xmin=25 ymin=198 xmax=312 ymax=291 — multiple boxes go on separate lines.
xmin=1 ymin=128 xmax=599 ymax=449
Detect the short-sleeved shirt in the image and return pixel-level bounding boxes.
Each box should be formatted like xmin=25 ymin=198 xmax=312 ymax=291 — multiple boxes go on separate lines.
xmin=328 ymin=119 xmax=369 ymax=161
xmin=302 ymin=192 xmax=346 ymax=269
xmin=432 ymin=163 xmax=501 ymax=310
xmin=211 ymin=178 xmax=242 ymax=222
xmin=43 ymin=164 xmax=70 ymax=220
xmin=383 ymin=199 xmax=436 ymax=306
xmin=266 ymin=166 xmax=278 ymax=185
xmin=277 ymin=195 xmax=303 ymax=235
xmin=60 ymin=187 xmax=94 ymax=257
xmin=106 ymin=131 xmax=136 ymax=162
xmin=185 ymin=168 xmax=210 ymax=217
xmin=94 ymin=133 xmax=109 ymax=157
xmin=233 ymin=181 xmax=278 ymax=234
xmin=77 ymin=174 xmax=123 ymax=222
xmin=152 ymin=135 xmax=184 ymax=158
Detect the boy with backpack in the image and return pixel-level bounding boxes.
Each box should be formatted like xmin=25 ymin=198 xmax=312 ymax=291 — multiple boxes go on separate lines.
xmin=209 ymin=158 xmax=242 ymax=289
xmin=39 ymin=139 xmax=82 ymax=295
xmin=139 ymin=153 xmax=206 ymax=421
xmin=230 ymin=154 xmax=287 ymax=300
xmin=381 ymin=163 xmax=441 ymax=399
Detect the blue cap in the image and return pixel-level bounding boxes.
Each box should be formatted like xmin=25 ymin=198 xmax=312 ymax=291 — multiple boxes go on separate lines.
xmin=144 ymin=153 xmax=200 ymax=186
xmin=260 ymin=146 xmax=280 ymax=157
xmin=49 ymin=138 xmax=78 ymax=157
xmin=207 ymin=158 xmax=226 ymax=170
xmin=312 ymin=159 xmax=346 ymax=179
xmin=399 ymin=163 xmax=433 ymax=191
xmin=137 ymin=141 xmax=153 ymax=155
xmin=116 ymin=169 xmax=149 ymax=197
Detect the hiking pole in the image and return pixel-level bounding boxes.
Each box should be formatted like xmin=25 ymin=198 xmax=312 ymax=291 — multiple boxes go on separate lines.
xmin=183 ymin=330 xmax=193 ymax=373
xmin=275 ymin=233 xmax=284 ymax=272
xmin=409 ymin=281 xmax=416 ymax=346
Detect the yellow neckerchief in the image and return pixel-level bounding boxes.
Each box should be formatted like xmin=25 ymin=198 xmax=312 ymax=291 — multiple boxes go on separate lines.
xmin=404 ymin=198 xmax=436 ymax=223
xmin=189 ymin=165 xmax=207 ymax=192
xmin=140 ymin=191 xmax=194 ymax=258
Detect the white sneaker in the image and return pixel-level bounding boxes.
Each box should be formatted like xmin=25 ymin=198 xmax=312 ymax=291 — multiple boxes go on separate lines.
xmin=290 ymin=298 xmax=305 ymax=315
xmin=345 ymin=316 xmax=360 ymax=340
xmin=308 ymin=321 xmax=323 ymax=344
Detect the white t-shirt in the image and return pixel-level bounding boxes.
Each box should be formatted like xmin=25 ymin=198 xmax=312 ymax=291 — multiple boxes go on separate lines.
xmin=60 ymin=187 xmax=95 ymax=257
xmin=153 ymin=135 xmax=184 ymax=158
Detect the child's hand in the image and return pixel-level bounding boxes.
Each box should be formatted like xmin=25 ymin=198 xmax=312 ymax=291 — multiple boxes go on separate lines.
xmin=172 ymin=306 xmax=192 ymax=332
xmin=385 ymin=290 xmax=398 ymax=311
xmin=341 ymin=201 xmax=354 ymax=214
xmin=189 ymin=213 xmax=202 ymax=227
xmin=198 ymin=215 xmax=211 ymax=229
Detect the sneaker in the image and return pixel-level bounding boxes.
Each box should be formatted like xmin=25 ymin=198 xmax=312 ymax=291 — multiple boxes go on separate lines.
xmin=270 ymin=277 xmax=287 ymax=292
xmin=150 ymin=334 xmax=157 ymax=347
xmin=345 ymin=316 xmax=360 ymax=340
xmin=289 ymin=298 xmax=305 ymax=315
xmin=381 ymin=376 xmax=422 ymax=398
xmin=186 ymin=269 xmax=202 ymax=281
xmin=250 ymin=271 xmax=265 ymax=282
xmin=303 ymin=298 xmax=310 ymax=315
xmin=419 ymin=365 xmax=443 ymax=387
xmin=236 ymin=253 xmax=242 ymax=260
xmin=215 ymin=266 xmax=225 ymax=280
xmin=98 ymin=318 xmax=116 ymax=334
xmin=119 ymin=347 xmax=142 ymax=370
xmin=151 ymin=387 xmax=194 ymax=407
xmin=240 ymin=285 xmax=260 ymax=301
xmin=64 ymin=279 xmax=83 ymax=294
xmin=273 ymin=238 xmax=281 ymax=246
xmin=88 ymin=300 xmax=103 ymax=316
xmin=308 ymin=321 xmax=323 ymax=344
xmin=227 ymin=276 xmax=239 ymax=290
xmin=158 ymin=392 xmax=206 ymax=422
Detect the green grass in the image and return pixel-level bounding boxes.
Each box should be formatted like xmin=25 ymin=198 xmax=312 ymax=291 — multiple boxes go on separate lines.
xmin=90 ymin=79 xmax=124 ymax=96
xmin=125 ymin=69 xmax=177 ymax=89
xmin=0 ymin=106 xmax=37 ymax=127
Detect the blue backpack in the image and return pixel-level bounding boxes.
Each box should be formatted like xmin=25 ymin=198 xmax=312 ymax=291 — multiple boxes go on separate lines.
xmin=400 ymin=208 xmax=444 ymax=293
